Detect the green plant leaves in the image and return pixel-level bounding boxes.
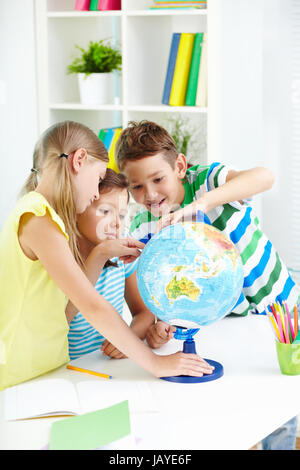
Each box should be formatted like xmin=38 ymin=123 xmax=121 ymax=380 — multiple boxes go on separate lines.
xmin=67 ymin=40 xmax=122 ymax=75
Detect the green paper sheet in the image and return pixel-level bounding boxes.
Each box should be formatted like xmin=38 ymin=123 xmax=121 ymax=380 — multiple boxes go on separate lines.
xmin=49 ymin=400 xmax=130 ymax=450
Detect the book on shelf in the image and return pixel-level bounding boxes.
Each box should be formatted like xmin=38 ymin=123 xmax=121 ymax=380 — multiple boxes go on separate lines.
xmin=185 ymin=32 xmax=204 ymax=106
xmin=89 ymin=0 xmax=99 ymax=10
xmin=98 ymin=126 xmax=122 ymax=173
xmin=75 ymin=0 xmax=91 ymax=10
xmin=162 ymin=33 xmax=181 ymax=105
xmin=169 ymin=33 xmax=195 ymax=106
xmin=162 ymin=31 xmax=207 ymax=107
xmin=150 ymin=1 xmax=207 ymax=9
xmin=196 ymin=32 xmax=207 ymax=107
xmin=98 ymin=0 xmax=121 ymax=10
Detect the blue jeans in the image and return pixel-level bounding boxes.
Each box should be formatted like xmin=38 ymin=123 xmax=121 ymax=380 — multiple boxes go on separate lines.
xmin=262 ymin=416 xmax=298 ymax=450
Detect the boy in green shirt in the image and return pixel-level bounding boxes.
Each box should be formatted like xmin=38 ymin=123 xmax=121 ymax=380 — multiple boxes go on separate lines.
xmin=115 ymin=120 xmax=299 ymax=450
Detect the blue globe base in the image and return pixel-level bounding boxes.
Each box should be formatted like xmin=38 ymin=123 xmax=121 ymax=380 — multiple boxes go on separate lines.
xmin=160 ymin=330 xmax=224 ymax=383
xmin=160 ymin=358 xmax=224 ymax=383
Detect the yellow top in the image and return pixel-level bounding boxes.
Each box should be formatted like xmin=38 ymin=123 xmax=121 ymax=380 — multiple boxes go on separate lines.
xmin=0 ymin=192 xmax=70 ymax=390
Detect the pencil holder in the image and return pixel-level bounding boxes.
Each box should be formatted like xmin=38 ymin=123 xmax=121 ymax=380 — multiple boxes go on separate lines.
xmin=275 ymin=341 xmax=300 ymax=375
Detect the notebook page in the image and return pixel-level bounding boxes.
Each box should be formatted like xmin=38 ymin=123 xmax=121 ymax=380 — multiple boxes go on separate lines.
xmin=77 ymin=380 xmax=158 ymax=415
xmin=4 ymin=379 xmax=80 ymax=420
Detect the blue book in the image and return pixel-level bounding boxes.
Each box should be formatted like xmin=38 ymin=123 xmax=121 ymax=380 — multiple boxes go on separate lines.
xmin=162 ymin=33 xmax=181 ymax=105
xmin=103 ymin=128 xmax=115 ymax=151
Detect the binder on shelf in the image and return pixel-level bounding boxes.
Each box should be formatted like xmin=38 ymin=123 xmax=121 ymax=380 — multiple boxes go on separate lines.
xmin=162 ymin=33 xmax=181 ymax=105
xmin=108 ymin=128 xmax=122 ymax=173
xmin=89 ymin=0 xmax=99 ymax=10
xmin=98 ymin=128 xmax=108 ymax=143
xmin=75 ymin=0 xmax=91 ymax=10
xmin=98 ymin=0 xmax=121 ymax=10
xmin=185 ymin=32 xmax=204 ymax=106
xmin=196 ymin=32 xmax=207 ymax=107
xmin=98 ymin=126 xmax=122 ymax=173
xmin=103 ymin=128 xmax=115 ymax=150
xmin=169 ymin=33 xmax=195 ymax=106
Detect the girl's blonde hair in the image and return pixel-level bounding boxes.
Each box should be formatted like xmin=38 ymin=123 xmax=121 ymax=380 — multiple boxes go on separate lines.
xmin=22 ymin=121 xmax=108 ymax=266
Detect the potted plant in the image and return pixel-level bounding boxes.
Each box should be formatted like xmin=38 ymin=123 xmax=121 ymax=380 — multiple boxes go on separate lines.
xmin=67 ymin=39 xmax=122 ymax=105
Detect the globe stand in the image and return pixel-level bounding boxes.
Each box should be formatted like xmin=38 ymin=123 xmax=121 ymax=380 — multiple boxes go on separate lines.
xmin=161 ymin=327 xmax=224 ymax=383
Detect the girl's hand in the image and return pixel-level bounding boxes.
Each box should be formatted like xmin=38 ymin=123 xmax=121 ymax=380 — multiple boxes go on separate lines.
xmin=154 ymin=352 xmax=214 ymax=378
xmin=146 ymin=321 xmax=176 ymax=349
xmin=97 ymin=238 xmax=145 ymax=264
xmin=101 ymin=339 xmax=127 ymax=359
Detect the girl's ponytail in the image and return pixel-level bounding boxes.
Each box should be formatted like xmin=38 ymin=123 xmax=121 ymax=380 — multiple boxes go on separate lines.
xmin=20 ymin=140 xmax=42 ymax=196
xmin=22 ymin=121 xmax=108 ymax=267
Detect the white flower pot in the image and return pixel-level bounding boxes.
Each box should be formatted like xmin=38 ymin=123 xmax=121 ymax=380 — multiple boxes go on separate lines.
xmin=78 ymin=73 xmax=113 ymax=105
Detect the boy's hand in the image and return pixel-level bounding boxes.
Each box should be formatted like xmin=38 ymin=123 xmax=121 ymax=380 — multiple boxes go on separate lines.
xmin=155 ymin=199 xmax=207 ymax=233
xmin=146 ymin=321 xmax=176 ymax=349
xmin=101 ymin=339 xmax=127 ymax=359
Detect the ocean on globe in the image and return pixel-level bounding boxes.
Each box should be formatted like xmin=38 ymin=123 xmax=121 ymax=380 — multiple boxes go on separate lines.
xmin=137 ymin=222 xmax=244 ymax=328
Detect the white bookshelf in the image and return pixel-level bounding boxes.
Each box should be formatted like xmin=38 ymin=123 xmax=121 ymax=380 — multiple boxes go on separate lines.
xmin=34 ymin=0 xmax=221 ymax=166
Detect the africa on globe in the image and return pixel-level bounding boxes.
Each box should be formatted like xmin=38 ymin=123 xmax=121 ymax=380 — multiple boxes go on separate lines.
xmin=137 ymin=222 xmax=244 ymax=328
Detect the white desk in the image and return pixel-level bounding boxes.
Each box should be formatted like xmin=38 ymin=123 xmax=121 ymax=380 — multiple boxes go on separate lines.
xmin=1 ymin=315 xmax=300 ymax=450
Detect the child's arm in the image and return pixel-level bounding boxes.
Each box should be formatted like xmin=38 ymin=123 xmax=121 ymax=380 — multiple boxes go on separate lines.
xmin=156 ymin=166 xmax=274 ymax=231
xmin=65 ymin=238 xmax=144 ymax=323
xmin=20 ymin=213 xmax=214 ymax=378
xmin=101 ymin=271 xmax=156 ymax=358
xmin=146 ymin=321 xmax=176 ymax=349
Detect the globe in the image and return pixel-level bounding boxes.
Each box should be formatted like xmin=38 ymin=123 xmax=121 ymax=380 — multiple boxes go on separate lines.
xmin=137 ymin=221 xmax=244 ymax=329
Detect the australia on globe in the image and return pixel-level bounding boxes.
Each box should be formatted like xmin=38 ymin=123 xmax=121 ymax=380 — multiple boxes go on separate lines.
xmin=137 ymin=222 xmax=244 ymax=328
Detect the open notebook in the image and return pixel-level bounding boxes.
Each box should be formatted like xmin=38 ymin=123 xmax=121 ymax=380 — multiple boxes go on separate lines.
xmin=4 ymin=378 xmax=158 ymax=421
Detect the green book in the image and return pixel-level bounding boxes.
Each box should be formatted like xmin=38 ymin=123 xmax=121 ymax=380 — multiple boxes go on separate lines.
xmin=185 ymin=33 xmax=204 ymax=106
xmin=50 ymin=400 xmax=131 ymax=450
xmin=98 ymin=128 xmax=108 ymax=142
xmin=89 ymin=0 xmax=99 ymax=10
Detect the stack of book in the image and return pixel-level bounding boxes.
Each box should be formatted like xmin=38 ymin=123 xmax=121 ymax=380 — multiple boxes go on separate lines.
xmin=150 ymin=1 xmax=207 ymax=10
xmin=98 ymin=127 xmax=122 ymax=173
xmin=162 ymin=32 xmax=207 ymax=107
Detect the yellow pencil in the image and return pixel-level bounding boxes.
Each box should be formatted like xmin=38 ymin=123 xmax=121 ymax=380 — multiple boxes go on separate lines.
xmin=267 ymin=312 xmax=281 ymax=341
xmin=66 ymin=364 xmax=112 ymax=379
xmin=275 ymin=302 xmax=286 ymax=339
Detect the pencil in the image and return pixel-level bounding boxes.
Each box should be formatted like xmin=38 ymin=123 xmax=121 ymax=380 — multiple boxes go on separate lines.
xmin=267 ymin=312 xmax=281 ymax=341
xmin=285 ymin=302 xmax=295 ymax=341
xmin=275 ymin=311 xmax=285 ymax=343
xmin=294 ymin=305 xmax=298 ymax=337
xmin=66 ymin=364 xmax=112 ymax=379
xmin=284 ymin=314 xmax=290 ymax=344
xmin=276 ymin=302 xmax=286 ymax=339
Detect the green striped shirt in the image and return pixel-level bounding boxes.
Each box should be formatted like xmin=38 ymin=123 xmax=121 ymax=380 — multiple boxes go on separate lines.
xmin=131 ymin=163 xmax=300 ymax=316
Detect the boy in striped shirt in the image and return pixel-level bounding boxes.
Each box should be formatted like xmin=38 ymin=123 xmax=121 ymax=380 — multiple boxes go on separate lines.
xmin=116 ymin=120 xmax=299 ymax=450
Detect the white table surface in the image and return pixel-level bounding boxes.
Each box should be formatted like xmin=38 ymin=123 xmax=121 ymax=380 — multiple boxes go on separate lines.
xmin=1 ymin=314 xmax=300 ymax=450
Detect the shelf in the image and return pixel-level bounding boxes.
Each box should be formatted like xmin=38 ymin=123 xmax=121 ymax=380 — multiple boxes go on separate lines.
xmin=49 ymin=103 xmax=207 ymax=113
xmin=127 ymin=105 xmax=207 ymax=113
xmin=47 ymin=11 xmax=122 ymax=18
xmin=47 ymin=9 xmax=206 ymax=18
xmin=126 ymin=9 xmax=207 ymax=16
xmin=49 ymin=103 xmax=124 ymax=111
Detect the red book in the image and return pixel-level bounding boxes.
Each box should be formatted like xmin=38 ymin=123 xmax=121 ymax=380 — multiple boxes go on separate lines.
xmin=98 ymin=0 xmax=121 ymax=10
xmin=75 ymin=0 xmax=91 ymax=10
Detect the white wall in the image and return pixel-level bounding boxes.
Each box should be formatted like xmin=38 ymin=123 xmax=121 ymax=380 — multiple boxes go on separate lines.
xmin=0 ymin=0 xmax=38 ymax=228
xmin=262 ymin=0 xmax=299 ymax=278
xmin=208 ymin=0 xmax=263 ymax=220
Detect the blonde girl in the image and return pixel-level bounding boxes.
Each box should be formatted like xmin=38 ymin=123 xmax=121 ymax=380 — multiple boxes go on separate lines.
xmin=0 ymin=121 xmax=212 ymax=391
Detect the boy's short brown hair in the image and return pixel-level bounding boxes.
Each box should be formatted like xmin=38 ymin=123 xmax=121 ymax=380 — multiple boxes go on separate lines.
xmin=115 ymin=120 xmax=178 ymax=171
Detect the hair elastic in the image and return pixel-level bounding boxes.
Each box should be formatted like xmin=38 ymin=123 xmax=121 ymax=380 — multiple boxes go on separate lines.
xmin=59 ymin=153 xmax=69 ymax=159
xmin=30 ymin=168 xmax=38 ymax=173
